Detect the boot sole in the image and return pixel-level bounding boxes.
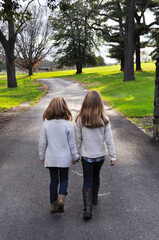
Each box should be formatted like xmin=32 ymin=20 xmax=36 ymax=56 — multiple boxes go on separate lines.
xmin=83 ymin=211 xmax=92 ymax=220
xmin=83 ymin=214 xmax=92 ymax=220
xmin=58 ymin=203 xmax=64 ymax=213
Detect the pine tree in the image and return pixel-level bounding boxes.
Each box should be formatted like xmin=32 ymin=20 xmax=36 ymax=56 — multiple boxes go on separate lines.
xmin=49 ymin=0 xmax=99 ymax=74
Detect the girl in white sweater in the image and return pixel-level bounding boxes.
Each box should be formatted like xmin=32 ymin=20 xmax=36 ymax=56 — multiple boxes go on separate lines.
xmin=39 ymin=97 xmax=79 ymax=213
xmin=75 ymin=90 xmax=116 ymax=220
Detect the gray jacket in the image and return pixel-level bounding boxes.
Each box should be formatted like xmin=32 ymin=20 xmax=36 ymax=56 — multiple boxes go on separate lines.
xmin=39 ymin=119 xmax=79 ymax=167
xmin=75 ymin=117 xmax=116 ymax=161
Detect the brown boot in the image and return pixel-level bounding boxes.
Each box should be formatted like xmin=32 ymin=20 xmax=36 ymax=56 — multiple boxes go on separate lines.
xmin=83 ymin=188 xmax=92 ymax=220
xmin=92 ymin=184 xmax=99 ymax=205
xmin=57 ymin=194 xmax=66 ymax=213
xmin=50 ymin=201 xmax=58 ymax=213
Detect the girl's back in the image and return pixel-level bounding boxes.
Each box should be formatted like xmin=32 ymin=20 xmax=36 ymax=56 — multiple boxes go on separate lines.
xmin=76 ymin=117 xmax=114 ymax=159
xmin=45 ymin=119 xmax=70 ymax=149
xmin=39 ymin=119 xmax=75 ymax=167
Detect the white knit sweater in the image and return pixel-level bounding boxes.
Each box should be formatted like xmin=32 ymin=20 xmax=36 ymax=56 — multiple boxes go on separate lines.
xmin=39 ymin=119 xmax=79 ymax=167
xmin=75 ymin=117 xmax=116 ymax=161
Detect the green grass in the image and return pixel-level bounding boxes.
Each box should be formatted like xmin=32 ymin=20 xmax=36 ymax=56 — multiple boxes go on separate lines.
xmin=0 ymin=74 xmax=45 ymax=111
xmin=0 ymin=62 xmax=156 ymax=117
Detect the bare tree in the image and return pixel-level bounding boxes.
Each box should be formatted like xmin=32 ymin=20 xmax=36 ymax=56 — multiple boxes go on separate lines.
xmin=15 ymin=5 xmax=52 ymax=76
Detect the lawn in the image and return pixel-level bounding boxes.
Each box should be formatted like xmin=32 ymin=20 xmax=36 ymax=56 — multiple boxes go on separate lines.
xmin=0 ymin=62 xmax=156 ymax=117
xmin=0 ymin=74 xmax=45 ymax=111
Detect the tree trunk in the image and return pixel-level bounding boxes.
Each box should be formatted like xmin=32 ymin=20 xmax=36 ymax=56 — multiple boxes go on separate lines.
xmin=153 ymin=57 xmax=159 ymax=140
xmin=28 ymin=67 xmax=33 ymax=76
xmin=124 ymin=0 xmax=135 ymax=81
xmin=76 ymin=64 xmax=82 ymax=74
xmin=120 ymin=55 xmax=124 ymax=71
xmin=0 ymin=21 xmax=17 ymax=88
xmin=136 ymin=35 xmax=142 ymax=71
xmin=5 ymin=51 xmax=17 ymax=88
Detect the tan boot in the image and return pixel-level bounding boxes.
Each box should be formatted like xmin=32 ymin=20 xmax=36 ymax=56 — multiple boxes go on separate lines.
xmin=50 ymin=201 xmax=58 ymax=213
xmin=57 ymin=194 xmax=66 ymax=213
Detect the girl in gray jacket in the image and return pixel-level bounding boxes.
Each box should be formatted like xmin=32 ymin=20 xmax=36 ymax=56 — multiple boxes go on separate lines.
xmin=75 ymin=90 xmax=116 ymax=220
xmin=39 ymin=97 xmax=79 ymax=213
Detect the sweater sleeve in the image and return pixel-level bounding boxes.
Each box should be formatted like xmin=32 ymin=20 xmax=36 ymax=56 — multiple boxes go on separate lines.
xmin=104 ymin=122 xmax=116 ymax=161
xmin=68 ymin=123 xmax=79 ymax=161
xmin=75 ymin=117 xmax=82 ymax=154
xmin=39 ymin=124 xmax=48 ymax=161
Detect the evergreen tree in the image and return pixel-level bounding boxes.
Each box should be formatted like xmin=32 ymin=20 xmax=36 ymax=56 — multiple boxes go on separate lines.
xmin=134 ymin=0 xmax=159 ymax=71
xmin=86 ymin=0 xmax=158 ymax=73
xmin=108 ymin=43 xmax=124 ymax=71
xmin=87 ymin=0 xmax=125 ymax=71
xmin=150 ymin=4 xmax=159 ymax=60
xmin=49 ymin=0 xmax=98 ymax=74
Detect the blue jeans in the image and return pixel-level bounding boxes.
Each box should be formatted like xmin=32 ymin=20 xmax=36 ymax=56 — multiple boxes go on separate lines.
xmin=48 ymin=167 xmax=69 ymax=204
xmin=82 ymin=158 xmax=104 ymax=188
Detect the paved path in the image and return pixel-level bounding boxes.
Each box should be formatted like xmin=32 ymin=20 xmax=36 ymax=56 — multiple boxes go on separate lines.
xmin=0 ymin=78 xmax=159 ymax=240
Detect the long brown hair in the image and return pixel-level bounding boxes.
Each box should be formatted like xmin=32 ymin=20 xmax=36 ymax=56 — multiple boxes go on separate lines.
xmin=76 ymin=90 xmax=109 ymax=128
xmin=43 ymin=97 xmax=72 ymax=121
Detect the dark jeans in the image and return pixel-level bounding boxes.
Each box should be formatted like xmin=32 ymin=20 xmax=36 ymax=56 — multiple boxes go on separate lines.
xmin=82 ymin=158 xmax=104 ymax=188
xmin=48 ymin=167 xmax=69 ymax=204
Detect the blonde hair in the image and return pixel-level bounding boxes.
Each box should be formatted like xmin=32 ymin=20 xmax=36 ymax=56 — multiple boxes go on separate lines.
xmin=76 ymin=90 xmax=109 ymax=128
xmin=43 ymin=97 xmax=72 ymax=121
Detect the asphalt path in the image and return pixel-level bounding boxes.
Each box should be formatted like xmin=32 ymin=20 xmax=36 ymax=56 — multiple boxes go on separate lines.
xmin=0 ymin=78 xmax=159 ymax=240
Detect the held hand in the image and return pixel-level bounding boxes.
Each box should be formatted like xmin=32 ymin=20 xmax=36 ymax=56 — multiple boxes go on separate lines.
xmin=41 ymin=160 xmax=45 ymax=164
xmin=110 ymin=161 xmax=115 ymax=166
xmin=72 ymin=156 xmax=80 ymax=165
xmin=72 ymin=160 xmax=76 ymax=165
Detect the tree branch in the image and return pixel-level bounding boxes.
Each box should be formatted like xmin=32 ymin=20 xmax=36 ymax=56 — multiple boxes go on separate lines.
xmin=0 ymin=29 xmax=8 ymax=50
xmin=140 ymin=0 xmax=151 ymax=19
xmin=14 ymin=0 xmax=35 ymax=37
